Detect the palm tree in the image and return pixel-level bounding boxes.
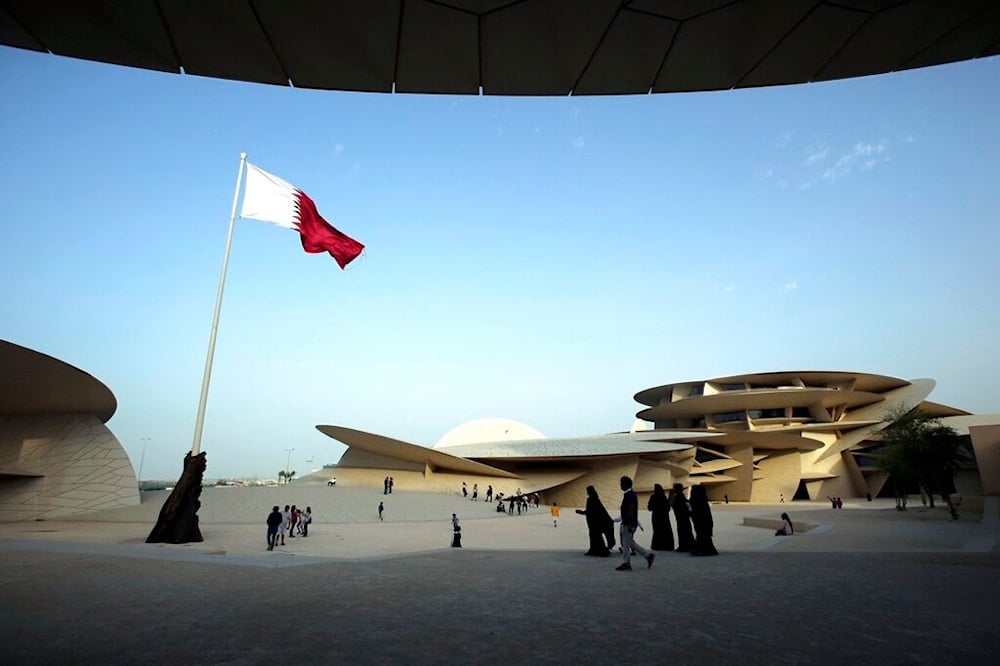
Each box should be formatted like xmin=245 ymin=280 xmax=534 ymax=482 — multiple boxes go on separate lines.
xmin=278 ymin=470 xmax=286 ymax=484
xmin=878 ymin=407 xmax=968 ymax=519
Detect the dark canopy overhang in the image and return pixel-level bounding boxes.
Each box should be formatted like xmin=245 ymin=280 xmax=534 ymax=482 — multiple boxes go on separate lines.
xmin=1 ymin=1 xmax=998 ymax=96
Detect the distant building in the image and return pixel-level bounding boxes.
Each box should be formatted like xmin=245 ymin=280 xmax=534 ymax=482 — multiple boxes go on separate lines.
xmin=0 ymin=340 xmax=139 ymax=521
xmin=312 ymin=372 xmax=998 ymax=505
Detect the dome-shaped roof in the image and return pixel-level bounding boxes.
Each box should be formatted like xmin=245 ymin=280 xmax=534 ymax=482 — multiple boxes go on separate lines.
xmin=435 ymin=418 xmax=546 ymax=449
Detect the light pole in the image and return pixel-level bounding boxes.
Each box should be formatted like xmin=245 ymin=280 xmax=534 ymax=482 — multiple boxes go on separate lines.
xmin=138 ymin=437 xmax=150 ymax=488
xmin=285 ymin=448 xmax=294 ymax=484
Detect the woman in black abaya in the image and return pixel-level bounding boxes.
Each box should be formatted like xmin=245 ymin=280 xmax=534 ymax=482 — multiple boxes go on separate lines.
xmin=689 ymin=484 xmax=718 ymax=556
xmin=575 ymin=485 xmax=614 ymax=556
xmin=647 ymin=483 xmax=674 ymax=551
xmin=671 ymin=483 xmax=696 ymax=553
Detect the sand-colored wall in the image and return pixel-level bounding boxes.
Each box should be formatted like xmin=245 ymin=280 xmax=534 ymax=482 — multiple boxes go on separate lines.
xmin=706 ymin=443 xmax=752 ymax=502
xmin=969 ymin=425 xmax=1000 ymax=496
xmin=0 ymin=413 xmax=139 ymax=521
xmin=750 ymin=450 xmax=800 ymax=503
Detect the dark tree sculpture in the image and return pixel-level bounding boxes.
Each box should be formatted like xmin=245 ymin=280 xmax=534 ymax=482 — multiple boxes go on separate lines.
xmin=146 ymin=451 xmax=206 ymax=544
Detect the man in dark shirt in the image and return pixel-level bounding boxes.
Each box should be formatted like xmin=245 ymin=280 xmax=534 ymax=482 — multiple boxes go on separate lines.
xmin=266 ymin=505 xmax=283 ymax=551
xmin=617 ymin=476 xmax=655 ymax=571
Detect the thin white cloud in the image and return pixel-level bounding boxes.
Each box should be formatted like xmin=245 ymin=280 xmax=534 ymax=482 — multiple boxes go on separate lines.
xmin=572 ymin=136 xmax=585 ymax=149
xmin=854 ymin=140 xmax=887 ymax=157
xmin=334 ymin=144 xmax=344 ymax=156
xmin=775 ymin=131 xmax=793 ymax=148
xmin=783 ymin=281 xmax=799 ymax=293
xmin=823 ymin=140 xmax=889 ymax=182
xmin=804 ymin=147 xmax=829 ymax=165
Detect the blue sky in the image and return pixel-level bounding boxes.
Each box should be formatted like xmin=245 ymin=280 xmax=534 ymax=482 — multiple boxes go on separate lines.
xmin=2 ymin=48 xmax=998 ymax=480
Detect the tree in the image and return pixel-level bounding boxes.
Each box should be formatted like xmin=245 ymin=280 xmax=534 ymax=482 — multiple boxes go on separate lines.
xmin=277 ymin=470 xmax=286 ymax=484
xmin=877 ymin=407 xmax=968 ymax=519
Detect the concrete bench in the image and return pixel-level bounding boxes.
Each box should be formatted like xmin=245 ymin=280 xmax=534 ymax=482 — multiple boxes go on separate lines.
xmin=742 ymin=516 xmax=817 ymax=534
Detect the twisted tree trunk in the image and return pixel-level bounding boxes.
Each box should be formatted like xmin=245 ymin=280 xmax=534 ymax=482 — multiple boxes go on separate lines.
xmin=146 ymin=451 xmax=206 ymax=544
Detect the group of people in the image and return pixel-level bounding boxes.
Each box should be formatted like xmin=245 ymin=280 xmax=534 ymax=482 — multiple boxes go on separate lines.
xmin=383 ymin=476 xmax=394 ymax=494
xmin=827 ymin=495 xmax=844 ymax=509
xmin=576 ymin=479 xmax=719 ymax=568
xmin=265 ymin=504 xmax=313 ymax=550
xmin=496 ymin=492 xmax=539 ymax=516
xmin=462 ymin=482 xmax=541 ymax=513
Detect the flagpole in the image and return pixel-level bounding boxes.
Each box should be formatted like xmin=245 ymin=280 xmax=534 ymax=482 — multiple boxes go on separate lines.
xmin=190 ymin=152 xmax=248 ymax=455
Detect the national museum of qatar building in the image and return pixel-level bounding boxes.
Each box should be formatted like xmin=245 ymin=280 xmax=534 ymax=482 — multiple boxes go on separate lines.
xmin=315 ymin=371 xmax=1000 ymax=507
xmin=0 ymin=341 xmax=139 ymax=521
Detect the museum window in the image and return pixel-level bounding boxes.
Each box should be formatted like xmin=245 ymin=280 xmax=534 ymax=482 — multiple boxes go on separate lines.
xmin=687 ymin=385 xmax=704 ymax=397
xmin=792 ymin=407 xmax=811 ymax=418
xmin=749 ymin=408 xmax=785 ymax=419
xmin=695 ymin=448 xmax=717 ymax=463
xmin=714 ymin=411 xmax=744 ymax=423
xmin=721 ymin=383 xmax=745 ymax=391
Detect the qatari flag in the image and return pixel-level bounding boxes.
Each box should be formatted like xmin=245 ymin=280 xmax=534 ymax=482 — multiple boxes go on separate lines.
xmin=240 ymin=163 xmax=364 ymax=269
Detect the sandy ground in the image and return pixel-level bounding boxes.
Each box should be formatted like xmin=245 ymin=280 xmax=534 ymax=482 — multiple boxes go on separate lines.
xmin=1 ymin=488 xmax=997 ymax=664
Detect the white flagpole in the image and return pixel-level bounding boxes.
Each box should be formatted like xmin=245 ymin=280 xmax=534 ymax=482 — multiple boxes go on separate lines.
xmin=190 ymin=152 xmax=248 ymax=455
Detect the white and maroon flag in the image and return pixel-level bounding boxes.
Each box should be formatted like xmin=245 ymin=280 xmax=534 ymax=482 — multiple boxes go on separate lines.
xmin=240 ymin=163 xmax=364 ymax=269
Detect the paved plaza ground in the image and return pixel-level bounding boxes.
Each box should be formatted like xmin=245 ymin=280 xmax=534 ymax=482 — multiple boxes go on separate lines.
xmin=1 ymin=486 xmax=997 ymax=664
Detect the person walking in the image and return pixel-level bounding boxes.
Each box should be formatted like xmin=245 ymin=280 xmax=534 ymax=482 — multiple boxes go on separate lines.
xmin=300 ymin=506 xmax=312 ymax=537
xmin=647 ymin=483 xmax=674 ymax=551
xmin=575 ymin=486 xmax=613 ymax=556
xmin=616 ymin=476 xmax=654 ymax=571
xmin=378 ymin=501 xmax=384 ymax=521
xmin=278 ymin=505 xmax=290 ymax=546
xmin=472 ymin=483 xmax=479 ymax=501
xmin=689 ymin=485 xmax=718 ymax=556
xmin=486 ymin=485 xmax=493 ymax=503
xmin=550 ymin=502 xmax=559 ymax=527
xmin=266 ymin=505 xmax=283 ymax=551
xmin=672 ymin=484 xmax=695 ymax=553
